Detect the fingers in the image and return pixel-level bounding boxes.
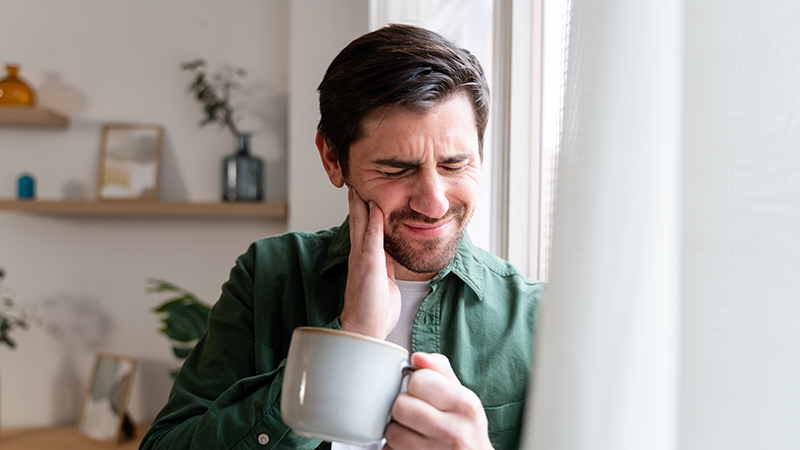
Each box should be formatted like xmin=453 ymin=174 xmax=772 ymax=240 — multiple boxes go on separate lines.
xmin=341 ymin=187 xmax=401 ymax=339
xmin=384 ymin=420 xmax=431 ymax=450
xmin=390 ymin=384 xmax=487 ymax=448
xmin=349 ymin=188 xmax=386 ymax=258
xmin=362 ymin=200 xmax=385 ymax=259
xmin=390 ymin=392 xmax=450 ymax=439
xmin=411 ymin=352 xmax=461 ymax=385
xmin=348 ymin=186 xmax=369 ymax=253
xmin=389 ymin=352 xmax=487 ymax=444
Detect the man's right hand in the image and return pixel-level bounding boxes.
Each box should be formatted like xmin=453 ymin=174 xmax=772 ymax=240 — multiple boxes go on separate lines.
xmin=339 ymin=187 xmax=402 ymax=339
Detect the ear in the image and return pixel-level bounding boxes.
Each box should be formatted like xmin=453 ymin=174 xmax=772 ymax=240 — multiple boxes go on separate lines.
xmin=316 ymin=131 xmax=345 ymax=188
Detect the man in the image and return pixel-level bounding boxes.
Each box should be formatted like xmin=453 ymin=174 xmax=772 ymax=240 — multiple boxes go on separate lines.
xmin=140 ymin=24 xmax=542 ymax=450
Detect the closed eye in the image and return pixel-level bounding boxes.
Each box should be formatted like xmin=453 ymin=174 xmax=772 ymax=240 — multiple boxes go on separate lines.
xmin=382 ymin=168 xmax=412 ymax=178
xmin=441 ymin=164 xmax=466 ymax=173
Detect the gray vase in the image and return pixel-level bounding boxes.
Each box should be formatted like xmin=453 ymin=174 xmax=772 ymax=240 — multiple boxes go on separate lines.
xmin=221 ymin=133 xmax=264 ymax=202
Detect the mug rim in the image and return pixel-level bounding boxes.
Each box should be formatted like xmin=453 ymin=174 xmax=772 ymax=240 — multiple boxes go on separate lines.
xmin=294 ymin=326 xmax=409 ymax=355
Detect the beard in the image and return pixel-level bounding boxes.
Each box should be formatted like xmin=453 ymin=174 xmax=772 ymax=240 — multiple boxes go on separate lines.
xmin=383 ymin=203 xmax=473 ymax=274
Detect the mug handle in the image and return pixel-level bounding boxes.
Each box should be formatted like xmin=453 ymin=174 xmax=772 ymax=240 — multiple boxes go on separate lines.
xmin=401 ymin=362 xmax=420 ymax=378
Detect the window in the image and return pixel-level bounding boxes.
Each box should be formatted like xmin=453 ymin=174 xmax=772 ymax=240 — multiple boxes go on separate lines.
xmin=537 ymin=0 xmax=574 ymax=281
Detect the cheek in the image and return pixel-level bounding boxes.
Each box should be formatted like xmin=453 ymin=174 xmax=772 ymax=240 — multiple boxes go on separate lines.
xmin=448 ymin=173 xmax=480 ymax=206
xmin=360 ymin=182 xmax=408 ymax=213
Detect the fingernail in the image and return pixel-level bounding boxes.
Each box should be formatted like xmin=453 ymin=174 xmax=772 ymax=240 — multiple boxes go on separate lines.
xmin=368 ymin=201 xmax=375 ymax=210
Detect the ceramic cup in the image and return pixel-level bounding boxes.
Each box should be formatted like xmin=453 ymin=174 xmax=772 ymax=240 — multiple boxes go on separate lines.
xmin=281 ymin=327 xmax=416 ymax=445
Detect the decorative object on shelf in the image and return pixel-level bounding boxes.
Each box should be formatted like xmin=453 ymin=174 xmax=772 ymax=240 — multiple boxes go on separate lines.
xmin=181 ymin=59 xmax=265 ymax=202
xmin=0 ymin=267 xmax=39 ymax=349
xmin=16 ymin=172 xmax=35 ymax=200
xmin=0 ymin=64 xmax=36 ymax=106
xmin=222 ymin=132 xmax=264 ymax=201
xmin=0 ymin=267 xmax=40 ymax=434
xmin=78 ymin=353 xmax=138 ymax=444
xmin=96 ymin=123 xmax=163 ymax=202
xmin=148 ymin=279 xmax=211 ymax=379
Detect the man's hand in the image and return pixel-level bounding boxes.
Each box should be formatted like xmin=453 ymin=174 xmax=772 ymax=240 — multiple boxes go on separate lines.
xmin=385 ymin=352 xmax=495 ymax=450
xmin=339 ymin=187 xmax=402 ymax=339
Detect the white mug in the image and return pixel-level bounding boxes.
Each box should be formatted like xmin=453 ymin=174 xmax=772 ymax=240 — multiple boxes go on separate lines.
xmin=281 ymin=327 xmax=416 ymax=446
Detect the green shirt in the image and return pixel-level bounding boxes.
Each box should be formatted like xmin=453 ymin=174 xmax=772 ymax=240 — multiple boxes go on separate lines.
xmin=140 ymin=219 xmax=543 ymax=450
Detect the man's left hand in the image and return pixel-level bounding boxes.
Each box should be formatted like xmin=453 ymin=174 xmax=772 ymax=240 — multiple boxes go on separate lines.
xmin=385 ymin=352 xmax=495 ymax=450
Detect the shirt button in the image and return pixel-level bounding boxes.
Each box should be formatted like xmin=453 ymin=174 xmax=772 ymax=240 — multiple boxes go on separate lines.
xmin=258 ymin=433 xmax=269 ymax=445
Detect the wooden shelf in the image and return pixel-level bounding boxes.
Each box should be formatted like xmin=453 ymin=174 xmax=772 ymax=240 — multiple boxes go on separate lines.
xmin=0 ymin=423 xmax=149 ymax=450
xmin=0 ymin=107 xmax=69 ymax=128
xmin=0 ymin=200 xmax=287 ymax=218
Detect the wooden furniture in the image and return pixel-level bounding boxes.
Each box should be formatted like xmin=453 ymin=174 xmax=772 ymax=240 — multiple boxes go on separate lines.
xmin=0 ymin=107 xmax=69 ymax=128
xmin=0 ymin=422 xmax=150 ymax=450
xmin=0 ymin=199 xmax=287 ymax=219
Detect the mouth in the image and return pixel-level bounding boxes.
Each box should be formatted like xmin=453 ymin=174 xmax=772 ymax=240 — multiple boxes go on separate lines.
xmin=402 ymin=217 xmax=453 ymax=239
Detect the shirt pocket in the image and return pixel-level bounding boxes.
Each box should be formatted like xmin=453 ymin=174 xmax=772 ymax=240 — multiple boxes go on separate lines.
xmin=485 ymin=399 xmax=525 ymax=449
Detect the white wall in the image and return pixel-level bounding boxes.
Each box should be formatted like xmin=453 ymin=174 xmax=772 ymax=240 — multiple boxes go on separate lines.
xmin=288 ymin=0 xmax=370 ymax=232
xmin=0 ymin=0 xmax=290 ymax=427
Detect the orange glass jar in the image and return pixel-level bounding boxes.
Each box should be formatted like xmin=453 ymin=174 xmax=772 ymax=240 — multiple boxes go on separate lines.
xmin=0 ymin=64 xmax=36 ymax=106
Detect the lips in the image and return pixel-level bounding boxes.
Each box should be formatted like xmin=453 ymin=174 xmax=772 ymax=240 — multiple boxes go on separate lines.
xmin=402 ymin=217 xmax=453 ymax=238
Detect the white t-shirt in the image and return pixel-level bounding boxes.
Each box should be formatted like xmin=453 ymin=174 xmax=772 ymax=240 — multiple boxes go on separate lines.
xmin=331 ymin=279 xmax=432 ymax=450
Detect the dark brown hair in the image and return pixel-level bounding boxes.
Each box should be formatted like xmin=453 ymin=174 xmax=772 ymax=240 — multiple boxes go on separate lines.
xmin=317 ymin=23 xmax=490 ymax=179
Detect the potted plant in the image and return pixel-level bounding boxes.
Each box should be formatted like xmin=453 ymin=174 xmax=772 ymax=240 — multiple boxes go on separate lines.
xmin=148 ymin=279 xmax=211 ymax=378
xmin=0 ymin=269 xmax=38 ymax=349
xmin=181 ymin=59 xmax=264 ymax=202
xmin=0 ymin=267 xmax=39 ymax=435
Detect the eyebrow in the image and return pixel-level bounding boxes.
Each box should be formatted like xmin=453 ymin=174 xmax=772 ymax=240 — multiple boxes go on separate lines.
xmin=371 ymin=153 xmax=474 ymax=168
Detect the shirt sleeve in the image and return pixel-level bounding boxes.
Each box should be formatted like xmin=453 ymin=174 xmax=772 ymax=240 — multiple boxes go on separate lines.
xmin=139 ymin=244 xmax=340 ymax=450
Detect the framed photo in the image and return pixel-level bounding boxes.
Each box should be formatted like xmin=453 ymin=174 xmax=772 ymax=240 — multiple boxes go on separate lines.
xmin=96 ymin=123 xmax=163 ymax=201
xmin=78 ymin=352 xmax=138 ymax=443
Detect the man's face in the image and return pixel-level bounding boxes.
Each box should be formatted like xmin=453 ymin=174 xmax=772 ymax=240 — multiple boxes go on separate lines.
xmin=344 ymin=93 xmax=481 ymax=276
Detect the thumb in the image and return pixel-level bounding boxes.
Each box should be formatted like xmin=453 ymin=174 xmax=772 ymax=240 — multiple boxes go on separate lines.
xmin=411 ymin=352 xmax=461 ymax=385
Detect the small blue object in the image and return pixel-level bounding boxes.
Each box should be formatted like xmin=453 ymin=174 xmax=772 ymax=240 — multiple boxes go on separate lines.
xmin=17 ymin=173 xmax=35 ymax=200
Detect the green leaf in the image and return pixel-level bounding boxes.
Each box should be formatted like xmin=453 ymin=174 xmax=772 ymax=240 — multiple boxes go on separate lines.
xmin=181 ymin=59 xmax=206 ymax=71
xmin=172 ymin=346 xmax=193 ymax=359
xmin=146 ymin=279 xmax=187 ymax=294
xmin=161 ymin=303 xmax=208 ymax=342
xmin=152 ymin=295 xmax=195 ymax=313
xmin=1 ymin=333 xmax=15 ymax=349
xmin=163 ymin=319 xmax=196 ymax=342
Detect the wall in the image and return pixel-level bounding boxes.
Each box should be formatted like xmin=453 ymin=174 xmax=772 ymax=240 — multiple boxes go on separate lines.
xmin=0 ymin=0 xmax=290 ymax=427
xmin=287 ymin=0 xmax=369 ymax=232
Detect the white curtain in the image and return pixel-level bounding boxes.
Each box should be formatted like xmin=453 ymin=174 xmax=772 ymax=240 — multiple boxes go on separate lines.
xmin=523 ymin=0 xmax=800 ymax=449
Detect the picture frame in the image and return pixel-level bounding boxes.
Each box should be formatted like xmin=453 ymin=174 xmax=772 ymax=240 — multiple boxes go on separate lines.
xmin=78 ymin=352 xmax=138 ymax=444
xmin=96 ymin=123 xmax=163 ymax=202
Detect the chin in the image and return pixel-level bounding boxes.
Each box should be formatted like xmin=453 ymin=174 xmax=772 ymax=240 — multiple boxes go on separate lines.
xmin=385 ymin=232 xmax=464 ymax=274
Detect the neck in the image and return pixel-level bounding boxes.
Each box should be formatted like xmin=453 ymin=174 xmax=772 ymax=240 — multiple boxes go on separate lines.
xmin=394 ymin=262 xmax=436 ymax=282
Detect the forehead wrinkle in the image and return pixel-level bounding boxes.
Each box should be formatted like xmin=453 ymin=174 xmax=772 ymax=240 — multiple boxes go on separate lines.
xmin=356 ymin=93 xmax=479 ymax=169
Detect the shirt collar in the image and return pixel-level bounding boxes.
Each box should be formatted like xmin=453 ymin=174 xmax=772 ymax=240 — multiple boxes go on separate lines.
xmin=322 ymin=216 xmax=485 ymax=302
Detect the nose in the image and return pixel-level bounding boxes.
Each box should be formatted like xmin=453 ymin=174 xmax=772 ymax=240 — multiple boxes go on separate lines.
xmin=408 ymin=169 xmax=449 ymax=219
